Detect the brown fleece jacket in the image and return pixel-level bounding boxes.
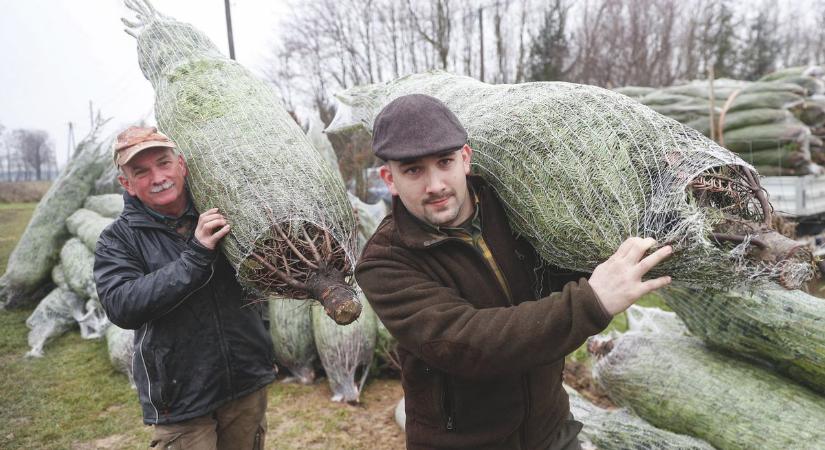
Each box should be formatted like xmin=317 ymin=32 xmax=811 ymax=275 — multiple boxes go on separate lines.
xmin=355 ymin=176 xmax=612 ymax=449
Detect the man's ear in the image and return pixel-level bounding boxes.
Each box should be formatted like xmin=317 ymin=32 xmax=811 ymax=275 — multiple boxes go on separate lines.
xmin=378 ymin=164 xmax=398 ymax=196
xmin=461 ymin=144 xmax=473 ymax=175
xmin=118 ymin=172 xmax=136 ymax=196
xmin=177 ymin=154 xmax=188 ymax=177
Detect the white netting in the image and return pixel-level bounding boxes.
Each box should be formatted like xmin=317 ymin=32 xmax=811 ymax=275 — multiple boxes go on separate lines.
xmin=92 ymin=132 xmax=124 ymax=195
xmin=83 ymin=194 xmax=125 ymax=219
xmin=52 ymin=263 xmax=68 ymax=291
xmin=122 ymin=0 xmax=359 ymax=321
xmin=0 ymin=127 xmax=107 ymax=308
xmin=328 ymin=70 xmax=815 ymax=289
xmin=349 ymin=192 xmax=388 ymax=253
xmin=617 ymin=70 xmax=825 ymax=176
xmin=591 ymin=326 xmax=825 ymax=449
xmin=311 ymin=292 xmax=377 ymax=403
xmin=394 ymin=397 xmax=406 ymax=432
xmin=268 ymin=297 xmax=318 ymax=385
xmin=58 ymin=238 xmax=110 ymax=339
xmin=659 ymin=284 xmax=825 ymax=395
xmin=105 ymin=324 xmax=136 ymax=388
xmin=65 ymin=209 xmax=114 ymax=252
xmin=625 ymin=305 xmax=689 ymax=336
xmin=307 ymin=113 xmax=341 ymax=176
xmin=60 ymin=238 xmax=98 ymax=301
xmin=24 ymin=287 xmax=84 ymax=358
xmin=564 ymin=385 xmax=714 ymax=450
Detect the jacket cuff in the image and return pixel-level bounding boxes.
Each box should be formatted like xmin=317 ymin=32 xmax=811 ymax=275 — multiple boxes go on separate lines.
xmin=187 ymin=238 xmax=218 ymax=266
xmin=576 ymin=277 xmax=613 ymax=330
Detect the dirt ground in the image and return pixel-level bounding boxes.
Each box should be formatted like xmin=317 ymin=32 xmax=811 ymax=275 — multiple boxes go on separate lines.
xmin=266 ymin=376 xmax=405 ymax=450
xmin=563 ymin=360 xmax=614 ymax=409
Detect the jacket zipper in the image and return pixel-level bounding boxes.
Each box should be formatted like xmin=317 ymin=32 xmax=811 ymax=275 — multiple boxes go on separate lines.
xmin=142 ymin=232 xmax=215 ymax=424
xmin=521 ymin=374 xmax=531 ymax=448
xmin=138 ymin=324 xmax=160 ymax=422
xmin=442 ymin=375 xmax=456 ymax=431
xmin=211 ymin=290 xmax=235 ymax=395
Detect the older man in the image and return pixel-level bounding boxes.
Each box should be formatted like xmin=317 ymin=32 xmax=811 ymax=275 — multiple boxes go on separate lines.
xmin=355 ymin=94 xmax=672 ymax=449
xmin=94 ymin=126 xmax=275 ymax=450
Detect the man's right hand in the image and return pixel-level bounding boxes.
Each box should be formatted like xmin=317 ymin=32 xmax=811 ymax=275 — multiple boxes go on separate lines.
xmin=194 ymin=208 xmax=231 ymax=250
xmin=588 ymin=237 xmax=672 ymax=316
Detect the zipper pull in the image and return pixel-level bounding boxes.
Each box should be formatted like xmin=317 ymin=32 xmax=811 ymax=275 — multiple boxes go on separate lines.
xmin=446 ymin=415 xmax=454 ymax=431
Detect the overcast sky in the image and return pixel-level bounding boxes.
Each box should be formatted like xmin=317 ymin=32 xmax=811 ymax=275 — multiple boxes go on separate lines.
xmin=0 ymin=0 xmax=289 ymax=168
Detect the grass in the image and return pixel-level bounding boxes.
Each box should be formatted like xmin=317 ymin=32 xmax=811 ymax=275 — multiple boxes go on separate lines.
xmin=0 ymin=203 xmax=146 ymax=448
xmin=0 ymin=203 xmax=37 ymax=274
xmin=0 ymin=311 xmax=151 ymax=448
xmin=0 ymin=181 xmax=52 ymax=204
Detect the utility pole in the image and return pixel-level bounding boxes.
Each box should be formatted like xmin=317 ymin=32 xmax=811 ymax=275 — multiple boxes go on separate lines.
xmin=0 ymin=124 xmax=7 ymax=182
xmin=479 ymin=7 xmax=484 ymax=82
xmin=67 ymin=121 xmax=76 ymax=164
xmin=224 ymin=0 xmax=236 ymax=60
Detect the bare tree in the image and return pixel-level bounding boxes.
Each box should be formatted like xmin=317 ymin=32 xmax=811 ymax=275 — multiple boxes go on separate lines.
xmin=738 ymin=5 xmax=780 ymax=80
xmin=408 ymin=0 xmax=452 ymax=70
xmin=526 ymin=0 xmax=570 ymax=81
xmin=8 ymin=129 xmax=55 ymax=181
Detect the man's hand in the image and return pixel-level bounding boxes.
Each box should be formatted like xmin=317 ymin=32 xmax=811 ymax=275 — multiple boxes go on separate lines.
xmin=194 ymin=208 xmax=231 ymax=250
xmin=588 ymin=237 xmax=672 ymax=316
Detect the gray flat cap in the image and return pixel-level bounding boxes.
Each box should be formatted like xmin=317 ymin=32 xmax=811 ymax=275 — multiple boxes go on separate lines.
xmin=372 ymin=94 xmax=467 ymax=161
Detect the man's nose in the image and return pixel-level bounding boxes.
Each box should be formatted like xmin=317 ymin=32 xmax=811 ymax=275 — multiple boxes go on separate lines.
xmin=149 ymin=167 xmax=166 ymax=184
xmin=424 ymin=171 xmax=446 ymax=194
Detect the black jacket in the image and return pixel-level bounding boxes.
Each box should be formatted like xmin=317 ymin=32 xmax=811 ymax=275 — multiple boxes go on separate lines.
xmin=94 ymin=193 xmax=276 ymax=425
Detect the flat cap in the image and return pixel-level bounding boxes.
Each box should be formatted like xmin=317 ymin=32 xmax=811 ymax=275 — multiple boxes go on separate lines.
xmin=113 ymin=125 xmax=176 ymax=167
xmin=372 ymin=94 xmax=467 ymax=161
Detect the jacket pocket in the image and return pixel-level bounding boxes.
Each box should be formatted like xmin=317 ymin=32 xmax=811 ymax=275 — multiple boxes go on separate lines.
xmin=146 ymin=344 xmax=175 ymax=409
xmin=448 ymin=375 xmax=524 ymax=439
xmin=402 ymin=359 xmax=443 ymax=428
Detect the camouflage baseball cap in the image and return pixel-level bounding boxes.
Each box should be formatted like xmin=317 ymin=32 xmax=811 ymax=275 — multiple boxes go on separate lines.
xmin=113 ymin=126 xmax=176 ymax=167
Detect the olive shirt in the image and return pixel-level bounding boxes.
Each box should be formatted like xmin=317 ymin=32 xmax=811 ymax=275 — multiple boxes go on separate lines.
xmin=355 ymin=176 xmax=612 ymax=449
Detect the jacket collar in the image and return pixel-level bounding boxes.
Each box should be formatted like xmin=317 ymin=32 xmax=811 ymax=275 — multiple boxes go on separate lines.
xmin=392 ymin=175 xmax=491 ymax=249
xmin=121 ymin=189 xmax=196 ymax=230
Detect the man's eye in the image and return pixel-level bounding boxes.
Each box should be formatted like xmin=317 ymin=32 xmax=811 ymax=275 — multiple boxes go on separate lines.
xmin=404 ymin=167 xmax=420 ymax=175
xmin=439 ymin=158 xmax=453 ymax=166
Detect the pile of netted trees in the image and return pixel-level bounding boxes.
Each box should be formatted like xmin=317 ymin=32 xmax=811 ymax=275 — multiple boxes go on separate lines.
xmin=0 ymin=122 xmax=119 ymax=354
xmin=590 ymin=299 xmax=825 ymax=450
xmin=616 ymin=65 xmax=825 ymax=176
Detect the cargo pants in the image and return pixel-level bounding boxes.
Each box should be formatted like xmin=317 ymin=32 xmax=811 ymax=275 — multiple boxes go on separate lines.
xmin=149 ymin=387 xmax=268 ymax=450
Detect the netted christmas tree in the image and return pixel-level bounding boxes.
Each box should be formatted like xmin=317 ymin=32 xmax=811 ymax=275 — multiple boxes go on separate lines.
xmin=659 ymin=286 xmax=825 ymax=395
xmin=590 ymin=312 xmax=825 ymax=450
xmin=328 ymin=70 xmax=815 ymax=289
xmin=123 ymin=0 xmax=360 ymax=323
